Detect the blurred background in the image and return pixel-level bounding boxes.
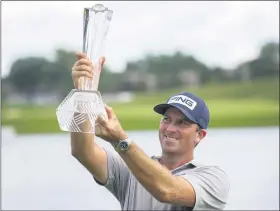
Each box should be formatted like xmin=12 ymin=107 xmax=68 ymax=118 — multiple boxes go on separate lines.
xmin=1 ymin=1 xmax=279 ymax=210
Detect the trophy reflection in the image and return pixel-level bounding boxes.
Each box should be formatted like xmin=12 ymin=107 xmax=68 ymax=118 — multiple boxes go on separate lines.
xmin=56 ymin=4 xmax=113 ymax=134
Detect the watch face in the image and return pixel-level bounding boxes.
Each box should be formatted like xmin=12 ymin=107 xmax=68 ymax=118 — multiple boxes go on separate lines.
xmin=120 ymin=141 xmax=128 ymax=150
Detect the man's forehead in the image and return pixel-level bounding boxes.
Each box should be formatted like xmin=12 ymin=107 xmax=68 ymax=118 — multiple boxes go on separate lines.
xmin=164 ymin=107 xmax=186 ymax=118
xmin=163 ymin=107 xmax=198 ymax=124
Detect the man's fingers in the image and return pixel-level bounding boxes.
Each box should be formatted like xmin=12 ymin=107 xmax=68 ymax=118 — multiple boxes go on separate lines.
xmin=105 ymin=105 xmax=115 ymax=119
xmin=100 ymin=56 xmax=106 ymax=66
xmin=72 ymin=69 xmax=93 ymax=79
xmin=76 ymin=58 xmax=93 ymax=67
xmin=96 ymin=115 xmax=108 ymax=128
xmin=95 ymin=123 xmax=103 ymax=136
xmin=73 ymin=80 xmax=79 ymax=89
xmin=74 ymin=64 xmax=93 ymax=73
xmin=76 ymin=52 xmax=105 ymax=65
xmin=76 ymin=51 xmax=88 ymax=60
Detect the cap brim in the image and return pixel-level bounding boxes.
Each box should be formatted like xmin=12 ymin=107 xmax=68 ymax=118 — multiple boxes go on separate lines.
xmin=153 ymin=103 xmax=197 ymax=123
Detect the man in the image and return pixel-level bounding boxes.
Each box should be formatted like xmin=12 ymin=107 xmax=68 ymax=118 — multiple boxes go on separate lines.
xmin=71 ymin=51 xmax=230 ymax=210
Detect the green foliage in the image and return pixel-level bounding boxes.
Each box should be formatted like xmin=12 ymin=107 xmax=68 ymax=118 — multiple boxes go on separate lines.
xmin=98 ymin=70 xmax=124 ymax=92
xmin=259 ymin=42 xmax=279 ymax=59
xmin=8 ymin=57 xmax=50 ymax=95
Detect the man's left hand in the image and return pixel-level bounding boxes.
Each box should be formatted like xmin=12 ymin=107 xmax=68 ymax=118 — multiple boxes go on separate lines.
xmin=95 ymin=105 xmax=128 ymax=144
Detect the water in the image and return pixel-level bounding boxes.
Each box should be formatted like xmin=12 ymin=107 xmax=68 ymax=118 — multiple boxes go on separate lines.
xmin=2 ymin=127 xmax=279 ymax=210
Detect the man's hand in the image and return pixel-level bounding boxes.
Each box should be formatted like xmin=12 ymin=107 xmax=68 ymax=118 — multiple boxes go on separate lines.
xmin=72 ymin=51 xmax=105 ymax=89
xmin=95 ymin=105 xmax=128 ymax=144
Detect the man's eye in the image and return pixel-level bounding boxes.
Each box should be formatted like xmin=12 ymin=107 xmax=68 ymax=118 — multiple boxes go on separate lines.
xmin=162 ymin=117 xmax=169 ymax=121
xmin=180 ymin=120 xmax=190 ymax=125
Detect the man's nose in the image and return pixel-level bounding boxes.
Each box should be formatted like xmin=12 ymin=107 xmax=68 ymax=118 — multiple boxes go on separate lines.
xmin=166 ymin=122 xmax=178 ymax=133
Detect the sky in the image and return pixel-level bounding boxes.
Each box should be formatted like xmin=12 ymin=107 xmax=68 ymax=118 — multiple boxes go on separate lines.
xmin=1 ymin=1 xmax=279 ymax=77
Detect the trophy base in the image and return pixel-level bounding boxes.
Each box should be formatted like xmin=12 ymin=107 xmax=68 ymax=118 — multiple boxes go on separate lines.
xmin=56 ymin=89 xmax=107 ymax=134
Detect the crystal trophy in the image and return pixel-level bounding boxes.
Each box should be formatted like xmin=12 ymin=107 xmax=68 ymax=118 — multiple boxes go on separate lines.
xmin=56 ymin=4 xmax=113 ymax=133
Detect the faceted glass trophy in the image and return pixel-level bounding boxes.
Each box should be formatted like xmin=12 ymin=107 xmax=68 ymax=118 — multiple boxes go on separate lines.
xmin=56 ymin=4 xmax=113 ymax=133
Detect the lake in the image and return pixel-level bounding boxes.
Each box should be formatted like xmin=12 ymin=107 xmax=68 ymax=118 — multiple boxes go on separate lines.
xmin=2 ymin=127 xmax=279 ymax=210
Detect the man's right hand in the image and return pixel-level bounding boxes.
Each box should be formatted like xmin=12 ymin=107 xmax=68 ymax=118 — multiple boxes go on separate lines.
xmin=71 ymin=51 xmax=106 ymax=89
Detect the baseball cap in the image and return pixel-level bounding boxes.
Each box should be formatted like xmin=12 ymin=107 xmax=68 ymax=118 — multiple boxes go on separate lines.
xmin=153 ymin=92 xmax=210 ymax=129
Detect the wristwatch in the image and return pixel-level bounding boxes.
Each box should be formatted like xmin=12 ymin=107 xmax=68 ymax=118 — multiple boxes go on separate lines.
xmin=115 ymin=139 xmax=132 ymax=152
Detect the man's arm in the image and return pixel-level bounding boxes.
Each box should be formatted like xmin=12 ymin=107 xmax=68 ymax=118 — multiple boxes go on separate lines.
xmin=71 ymin=117 xmax=108 ymax=184
xmin=71 ymin=117 xmax=132 ymax=205
xmin=118 ymin=142 xmax=229 ymax=209
xmin=118 ymin=141 xmax=196 ymax=206
xmin=70 ymin=52 xmax=109 ymax=184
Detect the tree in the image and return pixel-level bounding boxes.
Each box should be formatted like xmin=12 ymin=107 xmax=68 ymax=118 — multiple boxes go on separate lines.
xmin=8 ymin=57 xmax=50 ymax=98
xmin=259 ymin=42 xmax=279 ymax=61
xmin=249 ymin=42 xmax=279 ymax=79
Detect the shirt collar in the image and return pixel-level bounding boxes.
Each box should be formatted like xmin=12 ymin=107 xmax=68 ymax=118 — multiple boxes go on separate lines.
xmin=151 ymin=155 xmax=203 ymax=173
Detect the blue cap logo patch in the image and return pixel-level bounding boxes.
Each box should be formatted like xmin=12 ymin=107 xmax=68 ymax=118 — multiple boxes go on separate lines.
xmin=167 ymin=95 xmax=197 ymax=110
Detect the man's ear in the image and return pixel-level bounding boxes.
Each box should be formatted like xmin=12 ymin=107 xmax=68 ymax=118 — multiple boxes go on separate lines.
xmin=194 ymin=129 xmax=207 ymax=145
xmin=199 ymin=129 xmax=207 ymax=139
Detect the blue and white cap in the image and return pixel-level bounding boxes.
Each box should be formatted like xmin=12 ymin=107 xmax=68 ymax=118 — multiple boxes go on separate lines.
xmin=153 ymin=92 xmax=210 ymax=129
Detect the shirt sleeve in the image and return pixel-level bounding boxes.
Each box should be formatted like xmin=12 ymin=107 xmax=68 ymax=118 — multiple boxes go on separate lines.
xmin=93 ymin=146 xmax=131 ymax=205
xmin=182 ymin=166 xmax=230 ymax=210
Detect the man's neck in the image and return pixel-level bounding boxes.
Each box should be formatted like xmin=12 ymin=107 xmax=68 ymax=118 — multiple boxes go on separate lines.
xmin=160 ymin=152 xmax=194 ymax=171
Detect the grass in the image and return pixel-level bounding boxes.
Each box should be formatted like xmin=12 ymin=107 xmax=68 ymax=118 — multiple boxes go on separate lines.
xmin=2 ymin=78 xmax=279 ymax=134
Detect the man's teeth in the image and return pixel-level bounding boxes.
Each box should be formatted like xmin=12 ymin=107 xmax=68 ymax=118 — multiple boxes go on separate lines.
xmin=165 ymin=135 xmax=177 ymax=140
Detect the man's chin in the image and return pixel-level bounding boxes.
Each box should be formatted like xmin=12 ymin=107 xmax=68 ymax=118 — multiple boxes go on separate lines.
xmin=162 ymin=146 xmax=179 ymax=154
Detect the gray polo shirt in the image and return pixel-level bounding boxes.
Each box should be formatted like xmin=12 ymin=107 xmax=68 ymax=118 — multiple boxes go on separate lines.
xmin=94 ymin=147 xmax=230 ymax=210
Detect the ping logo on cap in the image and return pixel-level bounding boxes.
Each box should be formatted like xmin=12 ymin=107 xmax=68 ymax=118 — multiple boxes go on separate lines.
xmin=168 ymin=95 xmax=197 ymax=110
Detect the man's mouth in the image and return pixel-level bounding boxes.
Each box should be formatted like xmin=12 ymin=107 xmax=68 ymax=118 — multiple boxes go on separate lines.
xmin=164 ymin=135 xmax=178 ymax=141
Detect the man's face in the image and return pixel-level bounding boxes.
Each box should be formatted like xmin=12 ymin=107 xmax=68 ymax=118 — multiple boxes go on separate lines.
xmin=158 ymin=107 xmax=205 ymax=155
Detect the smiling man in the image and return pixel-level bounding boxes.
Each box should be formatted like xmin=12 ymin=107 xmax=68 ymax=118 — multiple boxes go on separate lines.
xmin=71 ymin=52 xmax=230 ymax=210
